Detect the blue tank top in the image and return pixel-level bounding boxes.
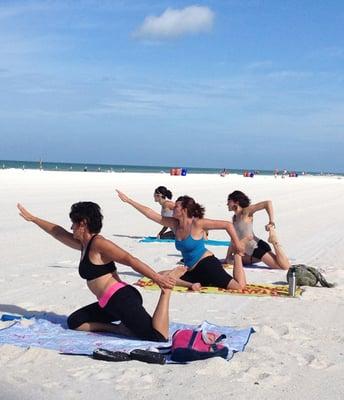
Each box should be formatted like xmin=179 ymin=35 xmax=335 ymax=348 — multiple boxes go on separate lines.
xmin=175 ymin=235 xmax=208 ymax=268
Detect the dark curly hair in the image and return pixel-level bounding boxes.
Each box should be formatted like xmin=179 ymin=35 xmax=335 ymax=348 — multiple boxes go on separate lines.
xmin=227 ymin=190 xmax=251 ymax=208
xmin=176 ymin=195 xmax=205 ymax=218
xmin=154 ymin=186 xmax=172 ymax=199
xmin=69 ymin=202 xmax=103 ymax=233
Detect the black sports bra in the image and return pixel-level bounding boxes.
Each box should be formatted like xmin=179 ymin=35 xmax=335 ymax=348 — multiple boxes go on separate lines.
xmin=79 ymin=235 xmax=117 ymax=281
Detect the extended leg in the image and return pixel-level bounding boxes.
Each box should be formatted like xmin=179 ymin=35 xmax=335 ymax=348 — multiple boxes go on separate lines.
xmin=151 ymin=266 xmax=187 ymax=338
xmin=266 ymin=227 xmax=290 ymax=270
xmin=227 ymin=254 xmax=247 ymax=290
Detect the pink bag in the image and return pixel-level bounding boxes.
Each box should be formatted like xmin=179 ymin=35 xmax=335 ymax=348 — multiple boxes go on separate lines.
xmin=170 ymin=328 xmax=228 ymax=362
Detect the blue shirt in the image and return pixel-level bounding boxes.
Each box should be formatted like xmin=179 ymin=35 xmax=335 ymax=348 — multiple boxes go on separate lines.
xmin=175 ymin=235 xmax=208 ymax=268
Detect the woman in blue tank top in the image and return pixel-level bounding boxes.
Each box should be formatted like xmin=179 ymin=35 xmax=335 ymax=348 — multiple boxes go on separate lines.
xmin=116 ymin=190 xmax=247 ymax=291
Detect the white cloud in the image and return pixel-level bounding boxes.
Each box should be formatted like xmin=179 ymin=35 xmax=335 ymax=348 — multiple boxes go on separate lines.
xmin=133 ymin=5 xmax=214 ymax=40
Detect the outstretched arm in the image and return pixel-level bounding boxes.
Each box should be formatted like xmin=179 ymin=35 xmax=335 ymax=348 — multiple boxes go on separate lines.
xmin=197 ymin=218 xmax=245 ymax=256
xmin=116 ymin=190 xmax=177 ymax=230
xmin=17 ymin=203 xmax=81 ymax=250
xmin=96 ymin=238 xmax=176 ymax=289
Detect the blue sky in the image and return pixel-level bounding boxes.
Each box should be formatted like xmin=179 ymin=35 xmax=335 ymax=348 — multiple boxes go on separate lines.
xmin=0 ymin=0 xmax=343 ymax=172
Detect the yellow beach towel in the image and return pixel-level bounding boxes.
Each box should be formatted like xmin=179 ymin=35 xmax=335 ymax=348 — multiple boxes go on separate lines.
xmin=135 ymin=277 xmax=303 ymax=297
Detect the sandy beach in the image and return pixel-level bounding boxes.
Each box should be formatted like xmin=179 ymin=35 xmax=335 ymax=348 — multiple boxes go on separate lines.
xmin=1 ymin=169 xmax=344 ymax=400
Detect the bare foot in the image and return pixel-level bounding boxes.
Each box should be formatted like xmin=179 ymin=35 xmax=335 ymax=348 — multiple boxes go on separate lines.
xmin=268 ymin=227 xmax=279 ymax=245
xmin=191 ymin=283 xmax=202 ymax=291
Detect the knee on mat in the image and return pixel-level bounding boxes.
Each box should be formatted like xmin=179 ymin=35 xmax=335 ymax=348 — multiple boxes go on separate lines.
xmin=67 ymin=312 xmax=83 ymax=330
xmin=229 ymin=282 xmax=246 ymax=290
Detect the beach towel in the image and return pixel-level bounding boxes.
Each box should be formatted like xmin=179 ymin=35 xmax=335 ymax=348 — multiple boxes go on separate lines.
xmin=135 ymin=277 xmax=303 ymax=297
xmin=0 ymin=315 xmax=253 ymax=362
xmin=140 ymin=236 xmax=231 ymax=247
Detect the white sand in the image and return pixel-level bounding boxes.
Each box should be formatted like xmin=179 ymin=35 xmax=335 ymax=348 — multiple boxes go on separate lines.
xmin=1 ymin=169 xmax=343 ymax=400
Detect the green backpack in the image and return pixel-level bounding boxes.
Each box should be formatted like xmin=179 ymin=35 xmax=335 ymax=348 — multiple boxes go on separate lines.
xmin=287 ymin=264 xmax=335 ymax=287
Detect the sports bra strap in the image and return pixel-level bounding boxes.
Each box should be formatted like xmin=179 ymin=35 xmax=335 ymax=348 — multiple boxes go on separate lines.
xmin=84 ymin=234 xmax=98 ymax=255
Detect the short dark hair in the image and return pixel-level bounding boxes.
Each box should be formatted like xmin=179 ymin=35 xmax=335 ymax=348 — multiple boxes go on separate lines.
xmin=227 ymin=191 xmax=251 ymax=208
xmin=176 ymin=195 xmax=205 ymax=218
xmin=154 ymin=186 xmax=173 ymax=199
xmin=69 ymin=202 xmax=103 ymax=233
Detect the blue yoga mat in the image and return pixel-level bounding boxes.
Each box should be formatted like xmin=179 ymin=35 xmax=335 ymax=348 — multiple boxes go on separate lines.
xmin=140 ymin=236 xmax=231 ymax=247
xmin=0 ymin=314 xmax=253 ymax=362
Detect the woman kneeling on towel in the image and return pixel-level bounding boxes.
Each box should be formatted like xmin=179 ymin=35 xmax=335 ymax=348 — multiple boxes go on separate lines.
xmin=17 ymin=202 xmax=186 ymax=341
xmin=116 ymin=190 xmax=247 ymax=291
xmin=225 ymin=190 xmax=290 ymax=270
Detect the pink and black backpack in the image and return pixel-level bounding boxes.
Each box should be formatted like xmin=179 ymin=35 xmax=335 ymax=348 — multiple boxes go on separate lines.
xmin=170 ymin=328 xmax=228 ymax=362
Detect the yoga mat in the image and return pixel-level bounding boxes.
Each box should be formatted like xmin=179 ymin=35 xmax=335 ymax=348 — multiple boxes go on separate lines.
xmin=140 ymin=236 xmax=231 ymax=246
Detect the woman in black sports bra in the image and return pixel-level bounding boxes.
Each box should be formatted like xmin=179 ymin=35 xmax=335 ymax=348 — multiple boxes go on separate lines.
xmin=17 ymin=202 xmax=186 ymax=341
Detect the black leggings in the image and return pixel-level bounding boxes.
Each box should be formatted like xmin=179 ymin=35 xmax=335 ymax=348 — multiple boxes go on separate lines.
xmin=180 ymin=255 xmax=233 ymax=289
xmin=67 ymin=285 xmax=167 ymax=342
xmin=160 ymin=230 xmax=175 ymax=239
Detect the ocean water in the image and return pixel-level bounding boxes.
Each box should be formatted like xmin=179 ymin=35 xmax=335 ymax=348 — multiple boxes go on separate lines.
xmin=0 ymin=159 xmax=340 ymax=176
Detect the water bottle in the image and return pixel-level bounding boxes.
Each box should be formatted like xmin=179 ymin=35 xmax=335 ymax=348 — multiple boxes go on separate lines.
xmin=288 ymin=268 xmax=296 ymax=297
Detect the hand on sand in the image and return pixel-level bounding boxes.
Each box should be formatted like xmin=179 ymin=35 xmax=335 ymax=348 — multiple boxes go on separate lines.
xmin=17 ymin=204 xmax=36 ymax=222
xmin=116 ymin=190 xmax=130 ymax=203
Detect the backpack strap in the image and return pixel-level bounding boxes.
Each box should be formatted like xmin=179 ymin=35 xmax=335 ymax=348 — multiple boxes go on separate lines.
xmin=188 ymin=330 xmax=198 ymax=348
xmin=306 ymin=266 xmax=334 ymax=288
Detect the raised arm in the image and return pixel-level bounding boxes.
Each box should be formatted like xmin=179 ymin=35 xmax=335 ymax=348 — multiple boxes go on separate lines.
xmin=116 ymin=190 xmax=177 ymax=230
xmin=96 ymin=238 xmax=177 ymax=289
xmin=197 ymin=218 xmax=244 ymax=256
xmin=247 ymin=200 xmax=275 ymax=231
xmin=17 ymin=203 xmax=81 ymax=250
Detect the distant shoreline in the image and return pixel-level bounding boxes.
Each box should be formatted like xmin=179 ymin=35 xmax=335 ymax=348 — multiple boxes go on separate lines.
xmin=0 ymin=159 xmax=342 ymax=176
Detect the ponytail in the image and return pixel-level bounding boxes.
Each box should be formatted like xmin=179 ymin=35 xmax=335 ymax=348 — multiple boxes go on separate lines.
xmin=176 ymin=196 xmax=205 ymax=219
xmin=155 ymin=186 xmax=173 ymax=200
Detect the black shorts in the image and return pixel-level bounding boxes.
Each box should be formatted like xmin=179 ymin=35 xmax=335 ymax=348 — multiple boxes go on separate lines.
xmin=180 ymin=255 xmax=232 ymax=289
xmin=252 ymin=240 xmax=272 ymax=260
xmin=67 ymin=285 xmax=167 ymax=342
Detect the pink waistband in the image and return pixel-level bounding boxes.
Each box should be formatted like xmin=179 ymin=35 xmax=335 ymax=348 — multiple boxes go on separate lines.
xmin=98 ymin=281 xmax=127 ymax=308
